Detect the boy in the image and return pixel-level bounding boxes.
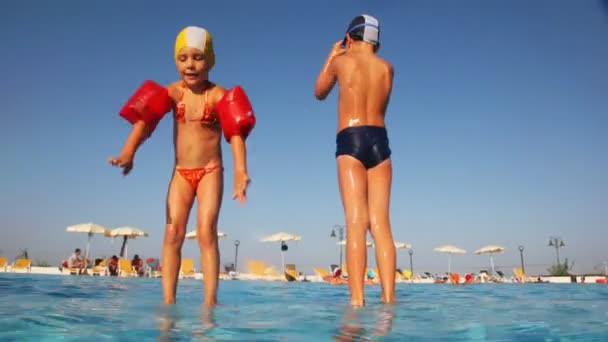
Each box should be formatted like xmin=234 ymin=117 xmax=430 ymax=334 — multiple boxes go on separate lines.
xmin=314 ymin=15 xmax=396 ymax=306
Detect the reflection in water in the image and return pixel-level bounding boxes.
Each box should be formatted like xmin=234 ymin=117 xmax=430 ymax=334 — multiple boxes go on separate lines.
xmin=156 ymin=304 xmax=218 ymax=341
xmin=156 ymin=304 xmax=178 ymax=342
xmin=193 ymin=306 xmax=217 ymax=338
xmin=335 ymin=304 xmax=395 ymax=341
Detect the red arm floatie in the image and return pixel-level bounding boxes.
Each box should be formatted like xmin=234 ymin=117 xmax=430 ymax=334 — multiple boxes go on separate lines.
xmin=119 ymin=80 xmax=172 ymax=135
xmin=215 ymin=86 xmax=256 ymax=143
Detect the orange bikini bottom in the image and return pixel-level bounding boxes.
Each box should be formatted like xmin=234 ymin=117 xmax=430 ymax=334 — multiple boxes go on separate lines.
xmin=175 ymin=165 xmax=223 ymax=190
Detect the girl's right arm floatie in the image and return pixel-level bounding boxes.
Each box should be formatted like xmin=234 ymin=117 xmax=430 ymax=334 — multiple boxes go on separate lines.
xmin=119 ymin=80 xmax=172 ymax=137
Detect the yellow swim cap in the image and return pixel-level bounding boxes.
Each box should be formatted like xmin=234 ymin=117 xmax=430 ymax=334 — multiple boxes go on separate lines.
xmin=174 ymin=26 xmax=215 ymax=69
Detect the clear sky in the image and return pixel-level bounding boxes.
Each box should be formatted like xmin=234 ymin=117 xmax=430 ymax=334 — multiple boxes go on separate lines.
xmin=1 ymin=0 xmax=606 ymax=276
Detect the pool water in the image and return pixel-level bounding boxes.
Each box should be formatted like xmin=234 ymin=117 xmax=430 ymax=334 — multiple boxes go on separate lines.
xmin=1 ymin=273 xmax=607 ymax=341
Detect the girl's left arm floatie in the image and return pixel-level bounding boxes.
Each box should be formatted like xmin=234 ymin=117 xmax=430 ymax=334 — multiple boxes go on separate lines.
xmin=215 ymin=85 xmax=256 ymax=143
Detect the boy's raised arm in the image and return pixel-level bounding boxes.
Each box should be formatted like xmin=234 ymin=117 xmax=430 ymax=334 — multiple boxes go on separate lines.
xmin=315 ymin=41 xmax=345 ymax=100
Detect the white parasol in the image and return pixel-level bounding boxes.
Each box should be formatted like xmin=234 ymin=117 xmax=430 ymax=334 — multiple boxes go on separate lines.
xmin=106 ymin=226 xmax=148 ymax=258
xmin=65 ymin=222 xmax=109 ymax=261
xmin=337 ymin=240 xmax=374 ymax=248
xmin=185 ymin=230 xmax=227 ymax=240
xmin=260 ymin=232 xmax=302 ymax=271
xmin=474 ymin=245 xmax=505 ymax=275
xmin=394 ymin=241 xmax=412 ymax=249
xmin=433 ymin=245 xmax=466 ymax=273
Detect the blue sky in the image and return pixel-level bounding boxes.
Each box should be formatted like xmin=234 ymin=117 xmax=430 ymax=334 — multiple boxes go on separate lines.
xmin=1 ymin=0 xmax=606 ymax=276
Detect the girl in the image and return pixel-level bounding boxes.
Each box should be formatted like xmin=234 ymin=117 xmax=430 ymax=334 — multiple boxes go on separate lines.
xmin=109 ymin=26 xmax=255 ymax=306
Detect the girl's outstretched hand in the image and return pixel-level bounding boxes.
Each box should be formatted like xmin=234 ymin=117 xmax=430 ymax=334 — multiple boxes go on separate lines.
xmin=232 ymin=170 xmax=251 ymax=205
xmin=108 ymin=154 xmax=134 ymax=176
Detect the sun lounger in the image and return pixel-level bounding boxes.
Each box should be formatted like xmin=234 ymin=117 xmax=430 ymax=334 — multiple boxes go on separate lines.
xmin=284 ymin=264 xmax=298 ymax=282
xmin=11 ymin=258 xmax=31 ymax=273
xmin=0 ymin=257 xmax=7 ymax=272
xmin=180 ymin=258 xmax=196 ymax=279
xmin=118 ymin=258 xmax=137 ymax=277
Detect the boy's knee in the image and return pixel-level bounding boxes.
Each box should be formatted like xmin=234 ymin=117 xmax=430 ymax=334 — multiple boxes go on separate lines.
xmin=346 ymin=216 xmax=370 ymax=232
xmin=369 ymin=216 xmax=390 ymax=232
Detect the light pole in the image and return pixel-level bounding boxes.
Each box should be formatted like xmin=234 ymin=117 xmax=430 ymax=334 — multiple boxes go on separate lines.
xmin=408 ymin=248 xmax=414 ymax=280
xmin=331 ymin=224 xmax=345 ymax=267
xmin=548 ymin=237 xmax=565 ymax=265
xmin=234 ymin=240 xmax=240 ymax=272
xmin=518 ymin=245 xmax=525 ymax=274
xmin=281 ymin=241 xmax=288 ymax=271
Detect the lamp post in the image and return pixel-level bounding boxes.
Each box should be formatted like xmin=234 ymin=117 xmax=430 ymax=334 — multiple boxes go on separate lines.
xmin=280 ymin=241 xmax=288 ymax=271
xmin=234 ymin=240 xmax=240 ymax=272
xmin=331 ymin=224 xmax=345 ymax=267
xmin=518 ymin=245 xmax=525 ymax=274
xmin=548 ymin=237 xmax=565 ymax=265
xmin=408 ymin=248 xmax=414 ymax=280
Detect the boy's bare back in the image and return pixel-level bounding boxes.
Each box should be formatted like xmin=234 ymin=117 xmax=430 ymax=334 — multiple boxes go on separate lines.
xmin=315 ymin=14 xmax=397 ymax=306
xmin=332 ymin=51 xmax=393 ymax=132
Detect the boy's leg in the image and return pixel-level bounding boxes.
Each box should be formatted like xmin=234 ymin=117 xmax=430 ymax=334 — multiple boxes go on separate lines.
xmin=162 ymin=171 xmax=196 ymax=304
xmin=337 ymin=155 xmax=370 ymax=307
xmin=367 ymin=159 xmax=396 ymax=303
xmin=196 ymin=169 xmax=223 ymax=307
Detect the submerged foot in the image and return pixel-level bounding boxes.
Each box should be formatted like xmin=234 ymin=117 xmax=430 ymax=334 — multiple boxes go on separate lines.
xmin=350 ymin=298 xmax=365 ymax=307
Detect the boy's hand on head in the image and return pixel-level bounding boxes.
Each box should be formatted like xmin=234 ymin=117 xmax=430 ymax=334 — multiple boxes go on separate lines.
xmin=232 ymin=170 xmax=251 ymax=205
xmin=330 ymin=40 xmax=346 ymax=58
xmin=108 ymin=154 xmax=134 ymax=176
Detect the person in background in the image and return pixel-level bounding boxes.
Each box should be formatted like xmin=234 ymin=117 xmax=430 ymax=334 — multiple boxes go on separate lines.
xmin=67 ymin=248 xmax=89 ymax=274
xmin=108 ymin=255 xmax=119 ymax=276
xmin=132 ymin=254 xmax=144 ymax=276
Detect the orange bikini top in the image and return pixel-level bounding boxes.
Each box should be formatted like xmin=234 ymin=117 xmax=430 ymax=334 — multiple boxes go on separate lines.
xmin=174 ymin=81 xmax=217 ymax=126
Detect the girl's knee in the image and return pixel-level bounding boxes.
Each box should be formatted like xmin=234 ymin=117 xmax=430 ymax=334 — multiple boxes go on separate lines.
xmin=196 ymin=225 xmax=218 ymax=248
xmin=164 ymin=224 xmax=186 ymax=247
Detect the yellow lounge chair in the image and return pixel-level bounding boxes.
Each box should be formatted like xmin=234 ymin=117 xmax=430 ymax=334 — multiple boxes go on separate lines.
xmin=314 ymin=267 xmax=329 ymax=278
xmin=285 ymin=264 xmax=298 ymax=282
xmin=246 ymin=260 xmax=282 ymax=280
xmin=0 ymin=257 xmax=7 ymax=272
xmin=12 ymin=258 xmax=31 ymax=273
xmin=61 ymin=259 xmax=85 ymax=275
xmin=513 ymin=267 xmax=527 ymax=283
xmin=180 ymin=258 xmax=196 ymax=278
xmin=118 ymin=258 xmax=137 ymax=277
xmin=92 ymin=259 xmax=107 ymax=276
xmin=263 ymin=266 xmax=282 ymax=277
xmin=401 ymin=269 xmax=413 ymax=280
xmin=247 ymin=260 xmax=268 ymax=277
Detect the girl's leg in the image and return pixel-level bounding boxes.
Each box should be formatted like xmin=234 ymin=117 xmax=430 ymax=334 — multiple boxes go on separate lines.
xmin=367 ymin=159 xmax=396 ymax=303
xmin=161 ymin=170 xmax=196 ymax=304
xmin=337 ymin=155 xmax=370 ymax=307
xmin=195 ymin=169 xmax=223 ymax=306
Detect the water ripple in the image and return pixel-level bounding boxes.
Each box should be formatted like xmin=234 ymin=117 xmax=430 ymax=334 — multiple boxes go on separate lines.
xmin=1 ymin=274 xmax=608 ymax=341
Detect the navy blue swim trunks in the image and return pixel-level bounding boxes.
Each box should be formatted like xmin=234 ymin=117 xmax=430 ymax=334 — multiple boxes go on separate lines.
xmin=335 ymin=125 xmax=391 ymax=169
